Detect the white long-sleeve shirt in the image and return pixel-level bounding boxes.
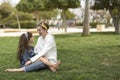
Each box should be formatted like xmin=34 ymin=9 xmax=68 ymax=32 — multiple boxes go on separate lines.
xmin=31 ymin=33 xmax=57 ymax=64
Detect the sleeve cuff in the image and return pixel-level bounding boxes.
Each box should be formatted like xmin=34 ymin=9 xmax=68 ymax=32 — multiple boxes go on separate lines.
xmin=30 ymin=58 xmax=35 ymax=62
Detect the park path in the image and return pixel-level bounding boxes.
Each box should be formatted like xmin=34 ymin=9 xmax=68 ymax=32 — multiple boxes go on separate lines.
xmin=0 ymin=27 xmax=114 ymax=37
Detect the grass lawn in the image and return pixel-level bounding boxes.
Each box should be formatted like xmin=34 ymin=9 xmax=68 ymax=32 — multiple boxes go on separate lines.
xmin=0 ymin=32 xmax=120 ymax=80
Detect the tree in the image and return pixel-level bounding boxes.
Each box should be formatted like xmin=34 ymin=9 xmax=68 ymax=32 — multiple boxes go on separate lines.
xmin=16 ymin=0 xmax=54 ymax=23
xmin=0 ymin=2 xmax=13 ymax=28
xmin=45 ymin=0 xmax=80 ymax=32
xmin=0 ymin=2 xmax=12 ymax=19
xmin=0 ymin=14 xmax=2 ymax=22
xmin=13 ymin=9 xmax=21 ymax=29
xmin=16 ymin=0 xmax=43 ymax=23
xmin=64 ymin=10 xmax=75 ymax=20
xmin=92 ymin=0 xmax=120 ymax=34
xmin=38 ymin=10 xmax=58 ymax=19
xmin=16 ymin=0 xmax=80 ymax=31
xmin=13 ymin=10 xmax=33 ymax=29
xmin=82 ymin=0 xmax=90 ymax=36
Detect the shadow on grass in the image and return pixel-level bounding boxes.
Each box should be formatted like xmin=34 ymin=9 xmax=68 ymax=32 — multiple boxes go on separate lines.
xmin=55 ymin=32 xmax=118 ymax=38
xmin=55 ymin=33 xmax=82 ymax=38
xmin=91 ymin=32 xmax=116 ymax=35
xmin=93 ymin=45 xmax=120 ymax=49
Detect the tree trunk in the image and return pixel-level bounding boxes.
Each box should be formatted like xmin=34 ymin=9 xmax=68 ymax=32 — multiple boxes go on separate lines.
xmin=16 ymin=14 xmax=21 ymax=29
xmin=109 ymin=10 xmax=120 ymax=34
xmin=3 ymin=24 xmax=5 ymax=28
xmin=112 ymin=16 xmax=120 ymax=34
xmin=34 ymin=11 xmax=39 ymax=24
xmin=82 ymin=0 xmax=90 ymax=36
xmin=62 ymin=10 xmax=67 ymax=32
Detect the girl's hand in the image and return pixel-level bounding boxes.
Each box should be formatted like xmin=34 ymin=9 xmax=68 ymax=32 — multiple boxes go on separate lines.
xmin=25 ymin=60 xmax=32 ymax=65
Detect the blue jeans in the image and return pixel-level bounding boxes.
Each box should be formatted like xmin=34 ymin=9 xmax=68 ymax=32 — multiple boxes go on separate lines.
xmin=24 ymin=61 xmax=48 ymax=72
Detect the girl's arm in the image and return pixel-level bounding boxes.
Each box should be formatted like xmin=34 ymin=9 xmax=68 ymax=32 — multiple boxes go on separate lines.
xmin=22 ymin=50 xmax=31 ymax=63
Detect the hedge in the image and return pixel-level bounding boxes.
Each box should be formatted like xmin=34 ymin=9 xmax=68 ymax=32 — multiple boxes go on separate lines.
xmin=10 ymin=21 xmax=37 ymax=29
xmin=76 ymin=22 xmax=106 ymax=28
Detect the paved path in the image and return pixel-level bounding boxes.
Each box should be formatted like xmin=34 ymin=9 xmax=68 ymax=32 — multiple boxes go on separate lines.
xmin=0 ymin=27 xmax=114 ymax=37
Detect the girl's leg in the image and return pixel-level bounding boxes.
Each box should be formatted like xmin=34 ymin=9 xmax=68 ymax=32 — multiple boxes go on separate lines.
xmin=5 ymin=61 xmax=47 ymax=72
xmin=5 ymin=67 xmax=24 ymax=72
xmin=38 ymin=57 xmax=55 ymax=67
xmin=37 ymin=57 xmax=61 ymax=72
xmin=25 ymin=61 xmax=47 ymax=72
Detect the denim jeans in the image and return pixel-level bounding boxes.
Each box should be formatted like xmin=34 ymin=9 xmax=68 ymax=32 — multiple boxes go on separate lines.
xmin=24 ymin=61 xmax=48 ymax=72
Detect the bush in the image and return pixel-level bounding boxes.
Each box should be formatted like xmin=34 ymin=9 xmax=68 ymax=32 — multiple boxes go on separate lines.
xmin=75 ymin=22 xmax=106 ymax=28
xmin=75 ymin=23 xmax=83 ymax=26
xmin=90 ymin=22 xmax=98 ymax=28
xmin=19 ymin=12 xmax=33 ymax=21
xmin=10 ymin=21 xmax=36 ymax=29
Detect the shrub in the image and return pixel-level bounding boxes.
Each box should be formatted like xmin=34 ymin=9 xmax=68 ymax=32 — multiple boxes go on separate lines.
xmin=75 ymin=22 xmax=106 ymax=28
xmin=75 ymin=23 xmax=83 ymax=26
xmin=19 ymin=12 xmax=33 ymax=21
xmin=90 ymin=22 xmax=98 ymax=28
xmin=10 ymin=21 xmax=36 ymax=29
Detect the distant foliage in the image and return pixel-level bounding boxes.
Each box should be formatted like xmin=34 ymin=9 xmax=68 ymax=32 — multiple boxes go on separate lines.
xmin=10 ymin=21 xmax=36 ymax=29
xmin=92 ymin=0 xmax=120 ymax=34
xmin=0 ymin=2 xmax=13 ymax=19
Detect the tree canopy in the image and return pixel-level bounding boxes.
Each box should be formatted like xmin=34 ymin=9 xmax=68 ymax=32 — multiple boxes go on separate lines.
xmin=45 ymin=0 xmax=80 ymax=32
xmin=0 ymin=2 xmax=13 ymax=19
xmin=16 ymin=0 xmax=46 ymax=12
xmin=92 ymin=0 xmax=120 ymax=34
xmin=16 ymin=0 xmax=80 ymax=31
xmin=16 ymin=0 xmax=58 ymax=22
xmin=92 ymin=0 xmax=120 ymax=10
xmin=45 ymin=0 xmax=80 ymax=10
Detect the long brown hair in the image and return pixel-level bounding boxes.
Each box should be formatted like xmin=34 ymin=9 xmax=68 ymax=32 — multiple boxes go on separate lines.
xmin=17 ymin=32 xmax=33 ymax=61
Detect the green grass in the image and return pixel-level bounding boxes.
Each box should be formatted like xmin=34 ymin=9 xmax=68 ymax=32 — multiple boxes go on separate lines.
xmin=0 ymin=32 xmax=120 ymax=80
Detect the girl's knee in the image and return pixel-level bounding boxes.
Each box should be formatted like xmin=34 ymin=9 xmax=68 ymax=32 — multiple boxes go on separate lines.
xmin=38 ymin=57 xmax=44 ymax=61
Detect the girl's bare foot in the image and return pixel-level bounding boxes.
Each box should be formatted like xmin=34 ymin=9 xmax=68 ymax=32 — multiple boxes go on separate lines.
xmin=49 ymin=67 xmax=56 ymax=72
xmin=49 ymin=60 xmax=61 ymax=72
xmin=55 ymin=60 xmax=61 ymax=70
